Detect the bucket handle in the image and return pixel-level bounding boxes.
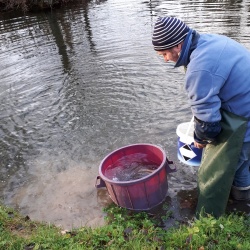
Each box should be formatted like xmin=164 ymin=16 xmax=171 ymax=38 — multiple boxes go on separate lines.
xmin=95 ymin=176 xmax=106 ymax=189
xmin=184 ymin=116 xmax=194 ymax=139
xmin=165 ymin=157 xmax=177 ymax=173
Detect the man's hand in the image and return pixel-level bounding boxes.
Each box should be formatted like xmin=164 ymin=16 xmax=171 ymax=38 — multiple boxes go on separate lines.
xmin=194 ymin=141 xmax=207 ymax=149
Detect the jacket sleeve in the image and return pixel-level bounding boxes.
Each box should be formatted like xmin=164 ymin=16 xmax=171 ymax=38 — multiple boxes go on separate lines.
xmin=185 ymin=70 xmax=225 ymax=144
xmin=194 ymin=116 xmax=221 ymax=144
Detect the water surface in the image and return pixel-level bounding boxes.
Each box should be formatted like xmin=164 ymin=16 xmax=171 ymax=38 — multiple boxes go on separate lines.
xmin=0 ymin=0 xmax=250 ymax=229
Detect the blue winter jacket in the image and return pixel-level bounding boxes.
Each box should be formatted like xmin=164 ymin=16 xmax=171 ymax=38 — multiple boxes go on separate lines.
xmin=175 ymin=30 xmax=250 ymax=143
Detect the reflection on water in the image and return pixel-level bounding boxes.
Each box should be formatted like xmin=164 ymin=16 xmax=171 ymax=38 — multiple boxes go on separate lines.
xmin=0 ymin=0 xmax=250 ymax=229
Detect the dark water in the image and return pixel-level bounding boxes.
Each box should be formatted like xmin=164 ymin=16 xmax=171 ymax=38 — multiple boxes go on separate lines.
xmin=0 ymin=0 xmax=250 ymax=229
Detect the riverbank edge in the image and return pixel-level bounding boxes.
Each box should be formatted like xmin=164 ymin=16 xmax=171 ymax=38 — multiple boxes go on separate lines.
xmin=0 ymin=0 xmax=76 ymax=13
xmin=0 ymin=203 xmax=249 ymax=249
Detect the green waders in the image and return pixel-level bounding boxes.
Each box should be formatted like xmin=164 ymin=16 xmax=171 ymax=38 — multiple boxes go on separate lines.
xmin=196 ymin=109 xmax=248 ymax=218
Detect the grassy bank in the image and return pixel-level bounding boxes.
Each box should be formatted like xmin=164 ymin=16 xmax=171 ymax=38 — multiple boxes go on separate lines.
xmin=0 ymin=0 xmax=74 ymax=12
xmin=0 ymin=203 xmax=249 ymax=250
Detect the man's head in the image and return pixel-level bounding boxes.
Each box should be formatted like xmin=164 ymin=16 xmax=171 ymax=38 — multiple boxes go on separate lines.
xmin=152 ymin=17 xmax=190 ymax=62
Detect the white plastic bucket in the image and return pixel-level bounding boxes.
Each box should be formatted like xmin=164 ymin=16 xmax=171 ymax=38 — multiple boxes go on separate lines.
xmin=176 ymin=119 xmax=203 ymax=167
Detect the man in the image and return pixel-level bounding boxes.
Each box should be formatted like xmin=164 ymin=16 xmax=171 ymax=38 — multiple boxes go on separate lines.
xmin=152 ymin=16 xmax=250 ymax=216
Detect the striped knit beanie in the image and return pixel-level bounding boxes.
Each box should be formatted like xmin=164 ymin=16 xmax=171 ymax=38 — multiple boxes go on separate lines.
xmin=152 ymin=17 xmax=190 ymax=51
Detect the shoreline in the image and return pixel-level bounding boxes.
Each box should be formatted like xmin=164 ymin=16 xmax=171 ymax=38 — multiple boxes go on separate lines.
xmin=0 ymin=0 xmax=76 ymax=13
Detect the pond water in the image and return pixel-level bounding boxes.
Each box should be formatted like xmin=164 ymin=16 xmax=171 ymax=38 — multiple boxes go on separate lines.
xmin=0 ymin=0 xmax=250 ymax=229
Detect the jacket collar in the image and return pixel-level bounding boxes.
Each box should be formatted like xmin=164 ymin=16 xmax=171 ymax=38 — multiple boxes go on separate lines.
xmin=175 ymin=29 xmax=199 ymax=67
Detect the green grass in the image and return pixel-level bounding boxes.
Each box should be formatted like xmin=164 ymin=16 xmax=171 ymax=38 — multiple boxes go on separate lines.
xmin=0 ymin=203 xmax=249 ymax=250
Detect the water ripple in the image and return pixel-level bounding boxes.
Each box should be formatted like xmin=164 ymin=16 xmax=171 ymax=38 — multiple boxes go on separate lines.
xmin=0 ymin=0 xmax=250 ymax=228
